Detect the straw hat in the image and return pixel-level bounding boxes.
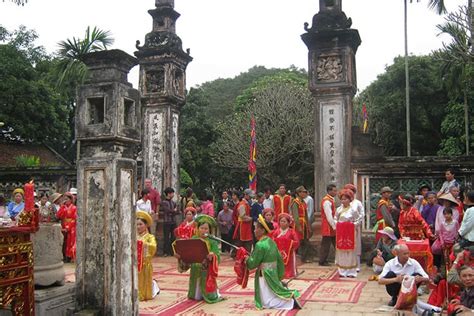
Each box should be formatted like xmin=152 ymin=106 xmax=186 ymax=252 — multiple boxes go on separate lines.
xmin=50 ymin=193 xmax=63 ymax=204
xmin=295 ymin=186 xmax=308 ymax=194
xmin=378 ymin=227 xmax=397 ymax=241
xmin=438 ymin=193 xmax=460 ymax=206
xmin=69 ymin=188 xmax=78 ymax=195
xmin=380 ymin=186 xmax=393 ymax=194
xmin=136 ymin=210 xmax=153 ymax=227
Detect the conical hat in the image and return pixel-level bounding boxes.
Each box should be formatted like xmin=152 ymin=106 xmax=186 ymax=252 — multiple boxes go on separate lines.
xmin=438 ymin=193 xmax=460 ymax=206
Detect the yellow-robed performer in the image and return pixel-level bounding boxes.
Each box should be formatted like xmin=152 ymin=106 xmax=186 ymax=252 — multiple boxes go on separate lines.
xmin=136 ymin=210 xmax=160 ymax=301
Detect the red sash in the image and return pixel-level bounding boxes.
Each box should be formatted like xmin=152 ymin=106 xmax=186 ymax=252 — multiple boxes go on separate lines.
xmin=205 ymin=253 xmax=219 ymax=293
xmin=234 ymin=247 xmax=250 ymax=288
xmin=137 ymin=240 xmax=144 ymax=272
xmin=336 ymin=222 xmax=355 ymax=250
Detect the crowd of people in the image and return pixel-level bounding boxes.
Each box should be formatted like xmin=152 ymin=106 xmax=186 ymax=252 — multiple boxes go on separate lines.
xmin=1 ymin=167 xmax=473 ymax=313
xmin=135 ymin=170 xmax=474 ymax=313
xmin=0 ymin=187 xmax=78 ymax=262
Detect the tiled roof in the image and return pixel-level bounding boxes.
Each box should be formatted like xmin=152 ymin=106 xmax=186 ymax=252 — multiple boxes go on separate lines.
xmin=0 ymin=142 xmax=72 ymax=168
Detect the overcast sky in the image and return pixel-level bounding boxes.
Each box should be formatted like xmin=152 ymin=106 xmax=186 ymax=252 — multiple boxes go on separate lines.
xmin=0 ymin=0 xmax=465 ymax=92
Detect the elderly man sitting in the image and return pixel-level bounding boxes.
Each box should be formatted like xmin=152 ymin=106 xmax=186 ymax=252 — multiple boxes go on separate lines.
xmin=378 ymin=244 xmax=430 ymax=306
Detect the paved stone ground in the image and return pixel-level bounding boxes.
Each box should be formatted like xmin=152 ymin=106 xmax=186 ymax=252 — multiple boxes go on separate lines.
xmin=64 ymin=254 xmax=421 ymax=315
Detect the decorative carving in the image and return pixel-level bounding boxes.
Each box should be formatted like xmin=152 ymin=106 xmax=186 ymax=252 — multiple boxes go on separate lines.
xmin=317 ymin=56 xmax=343 ymax=82
xmin=137 ymin=31 xmax=183 ymax=51
xmin=17 ymin=210 xmax=33 ymax=226
xmin=146 ymin=69 xmax=165 ymax=93
xmin=173 ymin=69 xmax=184 ymax=96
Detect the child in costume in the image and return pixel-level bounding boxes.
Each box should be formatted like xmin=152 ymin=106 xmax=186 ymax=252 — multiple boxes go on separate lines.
xmin=174 ymin=207 xmax=197 ymax=239
xmin=245 ymin=214 xmax=300 ymax=310
xmin=272 ymin=213 xmax=300 ymax=279
xmin=175 ymin=214 xmax=224 ymax=303
xmin=136 ymin=210 xmax=159 ymax=301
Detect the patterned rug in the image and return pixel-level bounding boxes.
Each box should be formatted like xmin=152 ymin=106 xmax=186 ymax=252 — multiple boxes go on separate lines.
xmin=64 ymin=255 xmax=366 ymax=315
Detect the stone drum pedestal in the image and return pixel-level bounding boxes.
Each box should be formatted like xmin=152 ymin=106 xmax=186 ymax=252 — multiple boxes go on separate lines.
xmin=32 ymin=223 xmax=65 ymax=286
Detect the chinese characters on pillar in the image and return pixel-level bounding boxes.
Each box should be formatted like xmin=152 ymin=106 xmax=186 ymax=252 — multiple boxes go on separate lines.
xmin=320 ymin=101 xmax=343 ymax=185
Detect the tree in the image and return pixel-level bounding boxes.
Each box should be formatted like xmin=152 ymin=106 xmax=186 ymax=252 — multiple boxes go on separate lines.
xmin=210 ymin=72 xmax=314 ymax=190
xmin=0 ymin=26 xmax=70 ymax=145
xmin=434 ymin=5 xmax=474 ymax=155
xmin=179 ymin=66 xmax=306 ymax=193
xmin=356 ymin=55 xmax=450 ymax=156
xmin=55 ymin=26 xmax=114 ymax=90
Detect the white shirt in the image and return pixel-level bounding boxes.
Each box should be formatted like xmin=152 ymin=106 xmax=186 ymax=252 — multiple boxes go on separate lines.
xmin=351 ymin=198 xmax=365 ymax=226
xmin=304 ymin=195 xmax=315 ymax=221
xmin=439 ymin=179 xmax=460 ymax=195
xmin=459 ymin=206 xmax=474 ymax=242
xmin=323 ymin=199 xmax=336 ymax=230
xmin=136 ymin=199 xmax=152 ymax=213
xmin=263 ymin=195 xmax=274 ymax=210
xmin=381 ymin=257 xmax=429 ymax=278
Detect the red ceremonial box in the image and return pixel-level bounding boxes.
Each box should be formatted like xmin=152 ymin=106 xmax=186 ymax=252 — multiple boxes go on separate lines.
xmin=397 ymin=239 xmax=434 ymax=274
xmin=173 ymin=239 xmax=209 ymax=264
xmin=0 ymin=226 xmax=35 ymax=315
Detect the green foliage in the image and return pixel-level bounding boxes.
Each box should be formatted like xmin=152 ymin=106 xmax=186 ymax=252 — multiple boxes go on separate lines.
xmin=356 ymin=55 xmax=449 ymax=156
xmin=180 ymin=168 xmax=193 ymax=188
xmin=56 ymin=26 xmax=114 ymax=90
xmin=179 ymin=66 xmax=309 ymax=193
xmin=14 ymin=155 xmax=40 ymax=167
xmin=211 ymin=71 xmax=313 ymax=190
xmin=0 ymin=27 xmax=71 ymax=146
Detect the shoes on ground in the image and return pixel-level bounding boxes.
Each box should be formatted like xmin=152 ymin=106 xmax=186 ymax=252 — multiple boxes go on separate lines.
xmin=319 ymin=262 xmax=330 ymax=266
xmin=388 ymin=296 xmax=397 ymax=307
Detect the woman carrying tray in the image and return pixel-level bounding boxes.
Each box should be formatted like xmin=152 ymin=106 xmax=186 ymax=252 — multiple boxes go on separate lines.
xmin=174 ymin=214 xmax=224 ymax=304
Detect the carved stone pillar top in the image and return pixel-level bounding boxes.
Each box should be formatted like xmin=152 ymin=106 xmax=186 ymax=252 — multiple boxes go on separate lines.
xmin=305 ymin=0 xmax=351 ymax=32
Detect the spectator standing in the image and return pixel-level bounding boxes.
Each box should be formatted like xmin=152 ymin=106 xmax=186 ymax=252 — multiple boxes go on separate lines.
xmin=438 ymin=168 xmax=460 ymax=197
xmin=421 ymin=191 xmax=440 ymax=232
xmin=136 ymin=189 xmax=152 ymax=213
xmin=160 ymin=187 xmax=178 ymax=257
xmin=201 ymin=193 xmax=215 ymax=217
xmin=263 ymin=186 xmax=274 ymax=210
xmin=459 ymin=191 xmax=474 ymax=248
xmin=217 ymin=202 xmax=234 ymax=253
xmin=144 ymin=178 xmax=161 ymax=216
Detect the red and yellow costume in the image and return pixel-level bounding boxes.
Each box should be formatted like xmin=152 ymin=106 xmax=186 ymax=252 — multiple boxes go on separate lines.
xmin=291 ymin=197 xmax=310 ymax=240
xmin=233 ymin=199 xmax=252 ymax=242
xmin=56 ymin=201 xmax=77 ymax=260
xmin=271 ymin=214 xmax=300 ymax=279
xmin=398 ymin=206 xmax=433 ymax=240
xmin=273 ymin=194 xmax=291 ymax=218
xmin=320 ymin=194 xmax=336 ymax=237
xmin=374 ymin=198 xmax=392 ymax=241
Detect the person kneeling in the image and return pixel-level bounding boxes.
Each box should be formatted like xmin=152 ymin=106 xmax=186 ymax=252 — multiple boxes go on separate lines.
xmin=245 ymin=214 xmax=301 ymax=310
xmin=378 ymin=244 xmax=430 ymax=307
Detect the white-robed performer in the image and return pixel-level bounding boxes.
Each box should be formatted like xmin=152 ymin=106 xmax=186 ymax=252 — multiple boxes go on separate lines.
xmin=334 ymin=189 xmax=360 ymax=278
xmin=344 ymin=184 xmax=365 ymax=272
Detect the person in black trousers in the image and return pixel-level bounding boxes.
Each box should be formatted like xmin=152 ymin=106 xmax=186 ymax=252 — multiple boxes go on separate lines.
xmin=161 ymin=187 xmax=178 ymax=257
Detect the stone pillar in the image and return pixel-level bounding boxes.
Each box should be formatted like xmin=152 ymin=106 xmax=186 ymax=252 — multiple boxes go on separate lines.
xmin=302 ymin=0 xmax=361 ymax=203
xmin=135 ymin=0 xmax=192 ymax=195
xmin=75 ymin=50 xmax=141 ymax=316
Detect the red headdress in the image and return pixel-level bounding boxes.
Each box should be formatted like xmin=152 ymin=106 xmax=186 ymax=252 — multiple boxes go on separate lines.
xmin=262 ymin=208 xmax=274 ymax=216
xmin=343 ymin=184 xmax=357 ymax=194
xmin=338 ymin=189 xmax=354 ymax=201
xmin=277 ymin=213 xmax=294 ymax=226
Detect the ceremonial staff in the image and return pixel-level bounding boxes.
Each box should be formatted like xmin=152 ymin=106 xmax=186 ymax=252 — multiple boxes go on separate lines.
xmin=205 ymin=234 xmax=239 ymax=250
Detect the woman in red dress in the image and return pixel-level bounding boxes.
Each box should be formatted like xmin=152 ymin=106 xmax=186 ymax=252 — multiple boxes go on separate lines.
xmin=174 ymin=207 xmax=196 ymax=239
xmin=272 ymin=213 xmax=300 ymax=279
xmin=398 ymin=194 xmax=433 ymax=240
xmin=56 ymin=192 xmax=77 ymax=261
xmin=262 ymin=208 xmax=278 ymax=232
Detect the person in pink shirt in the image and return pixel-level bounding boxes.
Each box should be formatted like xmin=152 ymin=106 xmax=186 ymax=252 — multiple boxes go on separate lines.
xmin=201 ymin=193 xmax=215 ymax=217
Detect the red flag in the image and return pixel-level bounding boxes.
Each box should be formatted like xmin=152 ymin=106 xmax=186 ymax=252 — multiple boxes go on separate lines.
xmin=248 ymin=116 xmax=257 ymax=191
xmin=362 ymin=103 xmax=368 ymax=133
